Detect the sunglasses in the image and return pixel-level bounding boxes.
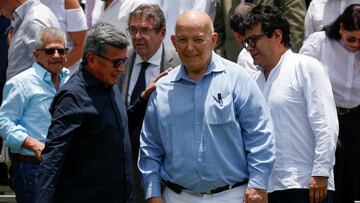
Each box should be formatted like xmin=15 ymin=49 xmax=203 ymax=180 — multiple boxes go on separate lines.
xmin=93 ymin=53 xmax=128 ymax=68
xmin=241 ymin=33 xmax=267 ymax=49
xmin=38 ymin=48 xmax=69 ymax=55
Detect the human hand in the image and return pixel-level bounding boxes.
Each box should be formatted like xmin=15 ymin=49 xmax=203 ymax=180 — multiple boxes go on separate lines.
xmin=309 ymin=176 xmax=328 ymax=203
xmin=145 ymin=197 xmax=163 ymax=203
xmin=243 ymin=187 xmax=268 ymax=203
xmin=22 ymin=136 xmax=45 ymax=160
xmin=141 ymin=68 xmax=173 ymax=100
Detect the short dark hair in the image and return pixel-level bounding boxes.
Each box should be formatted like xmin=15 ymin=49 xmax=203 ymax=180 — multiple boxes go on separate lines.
xmin=244 ymin=5 xmax=291 ymax=48
xmin=83 ymin=23 xmax=128 ymax=61
xmin=324 ymin=4 xmax=360 ymax=40
xmin=128 ymin=4 xmax=166 ymax=31
xmin=229 ymin=3 xmax=255 ymax=35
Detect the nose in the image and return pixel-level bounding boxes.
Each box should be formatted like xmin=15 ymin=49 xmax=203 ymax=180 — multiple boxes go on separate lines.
xmin=53 ymin=50 xmax=61 ymax=57
xmin=117 ymin=64 xmax=125 ymax=72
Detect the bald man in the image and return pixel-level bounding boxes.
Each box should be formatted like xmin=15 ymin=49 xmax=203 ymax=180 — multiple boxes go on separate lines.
xmin=138 ymin=10 xmax=275 ymax=203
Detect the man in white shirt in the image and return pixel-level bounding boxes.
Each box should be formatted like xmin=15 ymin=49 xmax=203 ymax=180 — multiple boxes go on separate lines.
xmin=242 ymin=5 xmax=338 ymax=203
xmin=117 ymin=4 xmax=180 ymax=202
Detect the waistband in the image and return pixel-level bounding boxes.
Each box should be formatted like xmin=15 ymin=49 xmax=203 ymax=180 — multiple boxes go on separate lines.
xmin=14 ymin=154 xmax=40 ymax=164
xmin=164 ymin=179 xmax=248 ymax=195
xmin=337 ymin=105 xmax=360 ymax=116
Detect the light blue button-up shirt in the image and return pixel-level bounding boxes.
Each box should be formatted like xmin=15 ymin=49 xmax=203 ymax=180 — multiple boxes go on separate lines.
xmin=0 ymin=62 xmax=69 ymax=155
xmin=139 ymin=53 xmax=275 ymax=198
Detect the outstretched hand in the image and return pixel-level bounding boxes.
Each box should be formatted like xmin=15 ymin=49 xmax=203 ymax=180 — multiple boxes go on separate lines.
xmin=141 ymin=68 xmax=173 ymax=100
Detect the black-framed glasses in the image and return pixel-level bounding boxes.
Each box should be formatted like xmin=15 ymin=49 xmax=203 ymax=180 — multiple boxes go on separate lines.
xmin=241 ymin=33 xmax=268 ymax=49
xmin=93 ymin=53 xmax=128 ymax=68
xmin=345 ymin=36 xmax=360 ymax=44
xmin=38 ymin=48 xmax=69 ymax=55
xmin=127 ymin=27 xmax=157 ymax=36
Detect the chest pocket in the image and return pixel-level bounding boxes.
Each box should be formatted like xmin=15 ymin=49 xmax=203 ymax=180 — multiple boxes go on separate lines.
xmin=206 ymin=93 xmax=235 ymax=125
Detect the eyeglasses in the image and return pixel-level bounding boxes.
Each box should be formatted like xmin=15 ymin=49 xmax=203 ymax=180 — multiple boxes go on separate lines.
xmin=38 ymin=48 xmax=69 ymax=55
xmin=93 ymin=53 xmax=128 ymax=68
xmin=241 ymin=33 xmax=268 ymax=49
xmin=345 ymin=36 xmax=360 ymax=44
xmin=127 ymin=27 xmax=157 ymax=36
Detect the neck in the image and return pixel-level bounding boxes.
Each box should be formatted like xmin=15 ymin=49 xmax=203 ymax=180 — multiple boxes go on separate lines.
xmin=263 ymin=47 xmax=289 ymax=80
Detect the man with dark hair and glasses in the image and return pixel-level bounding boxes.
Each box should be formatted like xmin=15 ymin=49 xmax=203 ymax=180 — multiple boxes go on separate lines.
xmin=241 ymin=5 xmax=338 ymax=203
xmin=0 ymin=27 xmax=70 ymax=203
xmin=35 ymin=22 xmax=169 ymax=203
xmin=118 ymin=4 xmax=180 ymax=201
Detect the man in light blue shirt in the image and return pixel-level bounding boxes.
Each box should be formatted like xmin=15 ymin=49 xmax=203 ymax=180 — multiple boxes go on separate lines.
xmin=139 ymin=10 xmax=275 ymax=203
xmin=0 ymin=27 xmax=69 ymax=203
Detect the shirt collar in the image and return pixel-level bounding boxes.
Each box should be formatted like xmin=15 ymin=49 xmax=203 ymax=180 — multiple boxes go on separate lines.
xmin=134 ymin=43 xmax=163 ymax=67
xmin=172 ymin=51 xmax=225 ymax=82
xmin=33 ymin=62 xmax=69 ymax=83
xmin=79 ymin=64 xmax=110 ymax=88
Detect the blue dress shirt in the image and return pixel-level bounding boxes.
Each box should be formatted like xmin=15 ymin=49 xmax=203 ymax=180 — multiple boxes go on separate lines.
xmin=139 ymin=53 xmax=275 ymax=199
xmin=0 ymin=62 xmax=69 ymax=155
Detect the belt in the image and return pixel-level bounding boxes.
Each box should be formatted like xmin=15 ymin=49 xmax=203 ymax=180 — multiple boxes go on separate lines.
xmin=164 ymin=179 xmax=248 ymax=195
xmin=14 ymin=154 xmax=40 ymax=164
xmin=337 ymin=105 xmax=360 ymax=116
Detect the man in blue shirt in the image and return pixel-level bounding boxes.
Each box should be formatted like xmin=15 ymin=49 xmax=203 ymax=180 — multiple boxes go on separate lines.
xmin=139 ymin=10 xmax=275 ymax=203
xmin=35 ymin=23 xmax=168 ymax=203
xmin=0 ymin=27 xmax=70 ymax=203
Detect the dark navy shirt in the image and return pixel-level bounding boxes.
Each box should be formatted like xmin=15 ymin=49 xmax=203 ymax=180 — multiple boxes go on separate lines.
xmin=36 ymin=67 xmax=148 ymax=203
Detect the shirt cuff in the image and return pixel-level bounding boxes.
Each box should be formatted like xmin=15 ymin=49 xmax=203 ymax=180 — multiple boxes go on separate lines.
xmin=5 ymin=130 xmax=28 ymax=150
xmin=144 ymin=181 xmax=162 ymax=200
xmin=311 ymin=166 xmax=331 ymax=177
xmin=248 ymin=174 xmax=269 ymax=190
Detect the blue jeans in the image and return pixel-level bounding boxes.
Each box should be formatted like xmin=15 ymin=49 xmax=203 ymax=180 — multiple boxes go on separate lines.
xmin=269 ymin=189 xmax=334 ymax=203
xmin=11 ymin=158 xmax=38 ymax=203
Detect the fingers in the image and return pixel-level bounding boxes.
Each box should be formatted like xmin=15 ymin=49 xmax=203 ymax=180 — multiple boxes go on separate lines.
xmin=153 ymin=67 xmax=173 ymax=82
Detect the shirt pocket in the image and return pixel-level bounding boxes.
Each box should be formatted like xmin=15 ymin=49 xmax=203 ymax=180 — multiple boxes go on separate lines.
xmin=207 ymin=94 xmax=235 ymax=125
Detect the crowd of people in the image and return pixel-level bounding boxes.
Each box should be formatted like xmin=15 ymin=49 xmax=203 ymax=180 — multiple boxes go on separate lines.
xmin=0 ymin=0 xmax=359 ymax=203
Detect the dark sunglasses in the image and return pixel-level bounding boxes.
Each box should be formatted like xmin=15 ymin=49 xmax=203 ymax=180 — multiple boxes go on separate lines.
xmin=93 ymin=53 xmax=128 ymax=68
xmin=38 ymin=48 xmax=69 ymax=55
xmin=346 ymin=36 xmax=360 ymax=44
xmin=241 ymin=33 xmax=267 ymax=49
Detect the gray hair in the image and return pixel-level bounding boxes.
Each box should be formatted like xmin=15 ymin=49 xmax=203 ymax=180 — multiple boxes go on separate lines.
xmin=128 ymin=4 xmax=166 ymax=31
xmin=83 ymin=23 xmax=128 ymax=61
xmin=35 ymin=27 xmax=66 ymax=49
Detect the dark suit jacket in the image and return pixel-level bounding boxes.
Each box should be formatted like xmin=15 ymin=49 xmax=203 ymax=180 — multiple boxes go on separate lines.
xmin=118 ymin=44 xmax=180 ymax=107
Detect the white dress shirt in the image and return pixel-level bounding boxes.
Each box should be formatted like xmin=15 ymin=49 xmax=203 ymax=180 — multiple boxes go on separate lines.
xmin=127 ymin=44 xmax=163 ymax=104
xmin=300 ymin=31 xmax=360 ymax=108
xmin=249 ymin=50 xmax=338 ymax=192
xmin=304 ymin=0 xmax=359 ymax=39
xmin=91 ymin=0 xmax=152 ymax=34
xmin=154 ymin=0 xmax=216 ymax=46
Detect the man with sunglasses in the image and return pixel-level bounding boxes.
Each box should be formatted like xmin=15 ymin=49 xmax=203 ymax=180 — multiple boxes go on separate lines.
xmin=241 ymin=5 xmax=338 ymax=203
xmin=0 ymin=27 xmax=69 ymax=203
xmin=35 ymin=23 xmax=168 ymax=203
xmin=0 ymin=0 xmax=60 ymax=80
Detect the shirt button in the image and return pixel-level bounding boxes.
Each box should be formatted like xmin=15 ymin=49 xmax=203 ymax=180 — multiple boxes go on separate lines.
xmin=201 ymin=177 xmax=205 ymax=180
xmin=198 ymin=158 xmax=202 ymax=162
xmin=196 ymin=104 xmax=199 ymax=107
xmin=196 ymin=122 xmax=199 ymax=125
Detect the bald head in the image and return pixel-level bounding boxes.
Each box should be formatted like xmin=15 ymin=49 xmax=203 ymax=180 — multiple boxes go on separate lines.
xmin=171 ymin=9 xmax=218 ymax=81
xmin=175 ymin=9 xmax=214 ymax=36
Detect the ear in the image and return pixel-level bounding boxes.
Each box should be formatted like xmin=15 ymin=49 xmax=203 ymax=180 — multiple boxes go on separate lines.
xmin=273 ymin=29 xmax=283 ymax=43
xmin=211 ymin=32 xmax=218 ymax=47
xmin=160 ymin=26 xmax=166 ymax=39
xmin=171 ymin=34 xmax=177 ymax=52
xmin=86 ymin=53 xmax=96 ymax=70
